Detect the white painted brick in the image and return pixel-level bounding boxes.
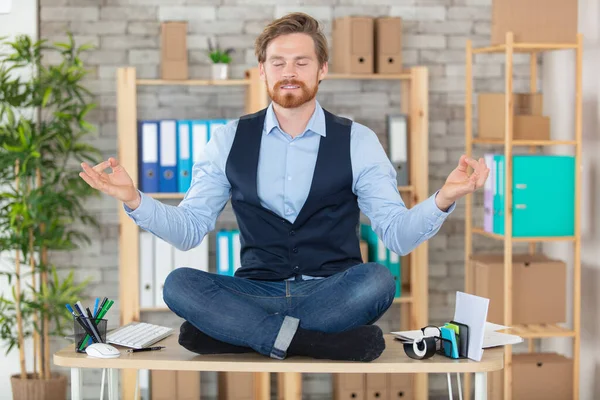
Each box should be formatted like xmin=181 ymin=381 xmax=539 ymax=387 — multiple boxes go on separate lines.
xmin=70 ymin=21 xmax=127 ymax=35
xmin=185 ymin=0 xmax=219 ymax=3
xmin=473 ymin=21 xmax=491 ymax=35
xmin=127 ymin=22 xmax=160 ymax=35
xmin=81 ymin=50 xmax=127 ymax=65
xmin=68 ymin=0 xmax=105 ymax=4
xmin=430 ymin=148 xmax=448 ymax=163
xmin=429 ymin=263 xmax=449 ymax=278
xmin=217 ymin=6 xmax=274 ymax=20
xmin=158 ymin=94 xmax=212 ymax=107
xmin=430 ymin=134 xmax=466 ymax=150
xmin=217 ymin=34 xmax=257 ymax=49
xmin=403 ymin=34 xmax=445 ymax=49
xmin=430 ymin=77 xmax=465 ymax=93
xmin=41 ymin=0 xmax=67 ymax=5
xmin=40 ymin=21 xmax=70 ymax=35
xmin=419 ymin=21 xmax=473 ymax=35
xmin=332 ymin=92 xmax=388 ymax=108
xmin=101 ymin=35 xmax=158 ymax=50
xmin=337 ymin=0 xmax=412 ymax=5
xmin=244 ymin=20 xmax=274 ymax=35
xmin=447 ymin=6 xmax=491 ymax=20
xmin=187 ymin=20 xmax=245 ymax=35
xmin=100 ymin=6 xmax=158 ymax=20
xmin=187 ymin=35 xmax=210 ymax=50
xmin=42 ymin=6 xmax=99 ymax=21
xmin=223 ymin=0 xmax=300 ymax=4
xmin=447 ymin=35 xmax=490 ymax=49
xmin=452 ymin=0 xmax=491 ymax=5
xmin=332 ymin=6 xmax=391 ymax=18
xmin=430 ymin=121 xmax=447 ymax=136
xmin=446 ymin=63 xmax=502 ymax=77
xmin=319 ymin=79 xmax=362 ymax=93
xmin=402 ymin=49 xmax=418 ymax=65
xmin=128 ymin=49 xmax=160 ymax=64
xmin=421 ymin=49 xmax=466 ymax=64
xmin=274 ymin=6 xmax=332 ymax=20
xmin=158 ymin=6 xmax=216 ymax=21
xmin=390 ymin=6 xmax=446 ymax=21
xmin=106 ymin=0 xmax=185 ymax=4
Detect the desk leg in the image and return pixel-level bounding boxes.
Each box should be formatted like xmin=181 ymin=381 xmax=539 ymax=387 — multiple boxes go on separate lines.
xmin=474 ymin=372 xmax=487 ymax=400
xmin=108 ymin=369 xmax=119 ymax=400
xmin=71 ymin=368 xmax=82 ymax=400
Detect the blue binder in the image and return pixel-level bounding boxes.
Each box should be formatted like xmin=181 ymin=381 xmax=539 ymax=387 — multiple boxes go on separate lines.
xmin=216 ymin=230 xmax=233 ymax=276
xmin=176 ymin=120 xmax=192 ymax=193
xmin=138 ymin=120 xmax=159 ymax=193
xmin=158 ymin=120 xmax=177 ymax=193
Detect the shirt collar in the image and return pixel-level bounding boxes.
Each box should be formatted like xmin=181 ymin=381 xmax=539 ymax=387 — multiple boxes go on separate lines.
xmin=264 ymin=100 xmax=327 ymax=137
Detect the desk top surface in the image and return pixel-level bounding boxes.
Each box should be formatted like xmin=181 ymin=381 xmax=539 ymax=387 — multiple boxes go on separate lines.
xmin=54 ymin=335 xmax=504 ymax=373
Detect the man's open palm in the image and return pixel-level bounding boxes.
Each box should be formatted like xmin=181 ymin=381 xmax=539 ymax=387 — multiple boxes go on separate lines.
xmin=79 ymin=157 xmax=139 ymax=205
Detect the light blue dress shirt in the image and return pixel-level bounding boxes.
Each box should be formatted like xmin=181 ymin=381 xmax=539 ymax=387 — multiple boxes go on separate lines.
xmin=126 ymin=101 xmax=455 ymax=277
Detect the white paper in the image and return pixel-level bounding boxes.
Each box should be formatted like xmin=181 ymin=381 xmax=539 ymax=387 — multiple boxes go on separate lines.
xmin=453 ymin=292 xmax=489 ymax=361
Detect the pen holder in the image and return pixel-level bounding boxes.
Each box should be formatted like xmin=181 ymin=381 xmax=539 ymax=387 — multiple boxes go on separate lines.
xmin=73 ymin=317 xmax=107 ymax=353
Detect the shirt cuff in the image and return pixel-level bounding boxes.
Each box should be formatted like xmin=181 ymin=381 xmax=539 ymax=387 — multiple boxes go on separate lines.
xmin=123 ymin=190 xmax=154 ymax=222
xmin=424 ymin=190 xmax=455 ymax=224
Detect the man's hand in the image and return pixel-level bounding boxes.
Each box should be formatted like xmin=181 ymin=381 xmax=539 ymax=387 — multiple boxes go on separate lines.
xmin=79 ymin=157 xmax=141 ymax=210
xmin=436 ymin=155 xmax=490 ymax=211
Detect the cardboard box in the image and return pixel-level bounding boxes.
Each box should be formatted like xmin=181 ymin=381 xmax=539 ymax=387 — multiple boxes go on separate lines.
xmin=333 ymin=373 xmax=365 ymax=400
xmin=491 ymin=0 xmax=578 ymax=45
xmin=161 ymin=21 xmax=188 ymax=80
xmin=375 ymin=17 xmax=402 ymax=74
xmin=488 ymin=353 xmax=573 ymax=400
xmin=332 ymin=16 xmax=374 ymax=74
xmin=360 ymin=240 xmax=368 ymax=263
xmin=478 ymin=93 xmax=550 ymax=140
xmin=218 ymin=372 xmax=255 ymax=400
xmin=471 ymin=253 xmax=566 ymax=325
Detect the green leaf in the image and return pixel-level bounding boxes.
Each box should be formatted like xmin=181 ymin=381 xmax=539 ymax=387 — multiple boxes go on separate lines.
xmin=42 ymin=87 xmax=52 ymax=107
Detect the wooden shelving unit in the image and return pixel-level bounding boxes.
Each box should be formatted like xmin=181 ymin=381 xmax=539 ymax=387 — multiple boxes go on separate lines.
xmin=463 ymin=32 xmax=582 ymax=400
xmin=117 ymin=66 xmax=430 ymax=400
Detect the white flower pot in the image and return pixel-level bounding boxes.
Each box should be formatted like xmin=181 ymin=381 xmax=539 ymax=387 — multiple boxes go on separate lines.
xmin=211 ymin=63 xmax=229 ymax=80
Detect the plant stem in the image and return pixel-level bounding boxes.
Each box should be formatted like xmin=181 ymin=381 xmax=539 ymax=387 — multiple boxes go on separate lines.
xmin=36 ymin=168 xmax=50 ymax=380
xmin=14 ymin=161 xmax=27 ymax=379
xmin=27 ymin=173 xmax=41 ymax=379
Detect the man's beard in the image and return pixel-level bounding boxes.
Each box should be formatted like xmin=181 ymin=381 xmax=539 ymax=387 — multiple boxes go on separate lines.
xmin=266 ymin=78 xmax=318 ymax=108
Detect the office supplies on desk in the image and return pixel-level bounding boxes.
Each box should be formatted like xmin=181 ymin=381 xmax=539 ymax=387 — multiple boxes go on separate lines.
xmin=126 ymin=346 xmax=165 ymax=353
xmin=85 ymin=343 xmax=120 ymax=359
xmin=106 ymin=322 xmax=173 ymax=349
xmin=454 ymin=291 xmax=489 ymax=361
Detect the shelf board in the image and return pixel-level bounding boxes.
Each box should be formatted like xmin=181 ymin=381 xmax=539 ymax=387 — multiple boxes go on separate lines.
xmin=136 ymin=79 xmax=251 ymax=86
xmin=393 ymin=287 xmax=412 ymax=304
xmin=149 ymin=193 xmax=185 ymax=199
xmin=140 ymin=306 xmax=171 ymax=312
xmin=326 ymin=73 xmax=411 ymax=80
xmin=472 ymin=227 xmax=576 ymax=242
xmin=472 ymin=139 xmax=578 ymax=146
xmin=500 ymin=324 xmax=576 ymax=339
xmin=398 ymin=185 xmax=413 ymax=192
xmin=472 ymin=42 xmax=578 ymax=54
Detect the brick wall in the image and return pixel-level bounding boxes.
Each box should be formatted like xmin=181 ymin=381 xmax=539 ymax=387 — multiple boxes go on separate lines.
xmin=40 ymin=0 xmax=535 ymax=398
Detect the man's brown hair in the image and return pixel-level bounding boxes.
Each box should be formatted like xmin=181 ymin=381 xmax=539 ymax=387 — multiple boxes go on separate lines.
xmin=255 ymin=12 xmax=329 ymax=67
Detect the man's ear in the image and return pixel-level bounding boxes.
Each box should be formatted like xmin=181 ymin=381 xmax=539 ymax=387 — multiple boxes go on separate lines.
xmin=258 ymin=62 xmax=266 ymax=82
xmin=319 ymin=61 xmax=328 ymax=81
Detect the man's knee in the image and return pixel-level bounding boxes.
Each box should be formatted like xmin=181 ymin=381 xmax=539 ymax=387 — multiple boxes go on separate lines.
xmin=362 ymin=262 xmax=396 ymax=305
xmin=163 ymin=267 xmax=204 ymax=309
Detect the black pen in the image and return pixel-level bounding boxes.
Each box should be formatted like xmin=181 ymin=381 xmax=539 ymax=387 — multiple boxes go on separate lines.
xmin=126 ymin=346 xmax=165 ymax=353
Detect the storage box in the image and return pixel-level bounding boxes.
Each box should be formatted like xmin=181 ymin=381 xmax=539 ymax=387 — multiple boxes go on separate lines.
xmin=491 ymin=0 xmax=578 ymax=45
xmin=161 ymin=21 xmax=188 ymax=80
xmin=332 ymin=16 xmax=374 ymax=74
xmin=471 ymin=253 xmax=566 ymax=325
xmin=478 ymin=93 xmax=550 ymax=140
xmin=488 ymin=353 xmax=573 ymax=400
xmin=374 ymin=17 xmax=402 ymax=74
xmin=360 ymin=240 xmax=368 ymax=263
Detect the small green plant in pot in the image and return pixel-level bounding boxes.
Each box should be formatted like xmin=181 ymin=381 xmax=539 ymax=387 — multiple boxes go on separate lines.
xmin=207 ymin=37 xmax=234 ymax=80
xmin=0 ymin=33 xmax=102 ymax=400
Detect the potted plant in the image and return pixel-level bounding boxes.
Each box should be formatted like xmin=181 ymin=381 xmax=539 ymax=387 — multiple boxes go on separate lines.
xmin=0 ymin=33 xmax=102 ymax=399
xmin=207 ymin=37 xmax=234 ymax=80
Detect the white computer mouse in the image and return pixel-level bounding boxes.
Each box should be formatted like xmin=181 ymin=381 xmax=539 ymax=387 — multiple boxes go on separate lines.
xmin=85 ymin=343 xmax=121 ymax=359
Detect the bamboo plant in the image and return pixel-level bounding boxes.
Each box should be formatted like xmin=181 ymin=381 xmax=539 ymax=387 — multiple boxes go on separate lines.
xmin=0 ymin=33 xmax=102 ymax=381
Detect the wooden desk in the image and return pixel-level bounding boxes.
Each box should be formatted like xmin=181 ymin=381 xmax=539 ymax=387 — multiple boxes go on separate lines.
xmin=54 ymin=334 xmax=503 ymax=400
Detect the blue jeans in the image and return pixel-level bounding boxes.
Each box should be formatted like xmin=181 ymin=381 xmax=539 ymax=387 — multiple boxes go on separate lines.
xmin=163 ymin=262 xmax=396 ymax=359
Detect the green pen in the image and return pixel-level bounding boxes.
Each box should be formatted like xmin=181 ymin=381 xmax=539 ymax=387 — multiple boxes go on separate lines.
xmin=78 ymin=300 xmax=115 ymax=351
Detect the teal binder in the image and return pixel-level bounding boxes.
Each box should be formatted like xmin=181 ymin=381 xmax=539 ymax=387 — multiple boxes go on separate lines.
xmin=493 ymin=155 xmax=575 ymax=237
xmin=360 ymin=224 xmax=387 ymax=266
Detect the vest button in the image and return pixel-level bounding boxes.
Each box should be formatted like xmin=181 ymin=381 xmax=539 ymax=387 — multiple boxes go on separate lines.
xmin=289 ymin=230 xmax=295 ymax=236
xmin=294 ymin=265 xmax=299 ymax=270
xmin=292 ymin=248 xmax=298 ymax=253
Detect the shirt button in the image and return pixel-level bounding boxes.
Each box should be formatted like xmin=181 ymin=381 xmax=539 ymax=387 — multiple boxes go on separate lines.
xmin=292 ymin=248 xmax=298 ymax=253
xmin=287 ymin=176 xmax=292 ymax=181
xmin=286 ymin=208 xmax=292 ymax=215
xmin=289 ymin=230 xmax=295 ymax=236
xmin=294 ymin=265 xmax=299 ymax=270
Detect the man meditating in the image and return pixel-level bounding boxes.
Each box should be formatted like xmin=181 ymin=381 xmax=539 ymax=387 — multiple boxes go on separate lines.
xmin=79 ymin=12 xmax=489 ymax=362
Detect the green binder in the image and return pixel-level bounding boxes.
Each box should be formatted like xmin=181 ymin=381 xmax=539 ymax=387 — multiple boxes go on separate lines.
xmin=493 ymin=155 xmax=575 ymax=237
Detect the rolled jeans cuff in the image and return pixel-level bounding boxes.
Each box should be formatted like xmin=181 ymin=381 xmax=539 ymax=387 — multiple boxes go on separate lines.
xmin=270 ymin=316 xmax=299 ymax=360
